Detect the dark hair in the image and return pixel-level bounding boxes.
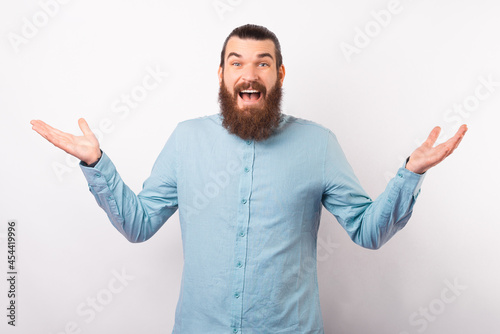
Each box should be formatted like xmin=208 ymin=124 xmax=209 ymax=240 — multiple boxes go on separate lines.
xmin=219 ymin=24 xmax=283 ymax=72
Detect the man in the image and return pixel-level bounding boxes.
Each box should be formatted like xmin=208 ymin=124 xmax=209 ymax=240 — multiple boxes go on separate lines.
xmin=31 ymin=24 xmax=467 ymax=333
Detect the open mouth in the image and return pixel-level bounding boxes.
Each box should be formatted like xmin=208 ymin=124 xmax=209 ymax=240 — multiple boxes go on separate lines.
xmin=239 ymin=89 xmax=262 ymax=102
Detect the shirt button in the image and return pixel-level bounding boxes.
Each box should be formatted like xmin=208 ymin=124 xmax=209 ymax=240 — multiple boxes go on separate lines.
xmin=236 ymin=261 xmax=242 ymax=268
xmin=246 ymin=140 xmax=252 ymax=145
xmin=239 ymin=231 xmax=245 ymax=237
xmin=233 ymin=328 xmax=238 ymax=333
xmin=234 ymin=292 xmax=240 ymax=298
xmin=244 ymin=167 xmax=250 ymax=173
xmin=241 ymin=198 xmax=247 ymax=204
xmin=95 ymin=173 xmax=101 ymax=178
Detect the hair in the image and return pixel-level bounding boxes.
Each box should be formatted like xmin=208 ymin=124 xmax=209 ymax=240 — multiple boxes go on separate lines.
xmin=219 ymin=24 xmax=283 ymax=72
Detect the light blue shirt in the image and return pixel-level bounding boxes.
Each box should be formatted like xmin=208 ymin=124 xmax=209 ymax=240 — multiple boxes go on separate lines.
xmin=80 ymin=113 xmax=425 ymax=333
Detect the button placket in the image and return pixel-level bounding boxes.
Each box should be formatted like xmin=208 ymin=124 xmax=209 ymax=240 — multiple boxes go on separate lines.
xmin=230 ymin=139 xmax=255 ymax=331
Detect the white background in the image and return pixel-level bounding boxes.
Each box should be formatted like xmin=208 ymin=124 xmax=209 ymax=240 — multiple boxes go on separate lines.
xmin=1 ymin=0 xmax=499 ymax=333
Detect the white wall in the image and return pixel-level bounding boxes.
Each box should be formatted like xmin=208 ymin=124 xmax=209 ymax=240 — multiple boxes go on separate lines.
xmin=1 ymin=0 xmax=499 ymax=333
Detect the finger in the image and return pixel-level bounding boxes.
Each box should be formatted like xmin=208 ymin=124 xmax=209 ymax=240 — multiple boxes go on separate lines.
xmin=32 ymin=121 xmax=72 ymax=147
xmin=31 ymin=120 xmax=54 ymax=139
xmin=30 ymin=119 xmax=48 ymax=133
xmin=433 ymin=124 xmax=468 ymax=159
xmin=43 ymin=128 xmax=70 ymax=147
xmin=457 ymin=124 xmax=468 ymax=137
xmin=448 ymin=136 xmax=464 ymax=157
xmin=444 ymin=124 xmax=468 ymax=153
xmin=424 ymin=126 xmax=441 ymax=147
xmin=448 ymin=130 xmax=467 ymax=155
xmin=78 ymin=118 xmax=93 ymax=136
xmin=452 ymin=124 xmax=467 ymax=144
xmin=32 ymin=120 xmax=68 ymax=138
xmin=31 ymin=119 xmax=50 ymax=128
xmin=448 ymin=124 xmax=468 ymax=140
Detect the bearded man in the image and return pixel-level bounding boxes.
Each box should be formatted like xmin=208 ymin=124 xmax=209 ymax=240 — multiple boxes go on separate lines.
xmin=31 ymin=24 xmax=467 ymax=333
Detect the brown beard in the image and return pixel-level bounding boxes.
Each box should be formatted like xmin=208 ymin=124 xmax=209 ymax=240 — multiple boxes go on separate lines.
xmin=218 ymin=77 xmax=283 ymax=141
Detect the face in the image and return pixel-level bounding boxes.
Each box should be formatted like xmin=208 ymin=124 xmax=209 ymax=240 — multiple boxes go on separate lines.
xmin=219 ymin=37 xmax=285 ymax=110
xmin=218 ymin=37 xmax=286 ymax=141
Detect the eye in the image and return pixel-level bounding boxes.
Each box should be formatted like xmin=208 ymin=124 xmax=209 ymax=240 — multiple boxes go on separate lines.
xmin=258 ymin=63 xmax=270 ymax=67
xmin=231 ymin=62 xmax=241 ymax=67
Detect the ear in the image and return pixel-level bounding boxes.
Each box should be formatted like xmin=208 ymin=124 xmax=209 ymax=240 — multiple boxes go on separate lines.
xmin=218 ymin=66 xmax=223 ymax=86
xmin=278 ymin=64 xmax=286 ymax=87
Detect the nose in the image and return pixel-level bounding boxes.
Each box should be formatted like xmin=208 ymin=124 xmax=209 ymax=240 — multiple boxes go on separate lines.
xmin=241 ymin=65 xmax=259 ymax=82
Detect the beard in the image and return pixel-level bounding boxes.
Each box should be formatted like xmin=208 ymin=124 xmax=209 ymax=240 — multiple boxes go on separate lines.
xmin=218 ymin=77 xmax=283 ymax=141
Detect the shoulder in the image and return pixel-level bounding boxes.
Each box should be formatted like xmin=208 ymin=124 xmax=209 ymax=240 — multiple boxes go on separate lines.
xmin=280 ymin=114 xmax=334 ymax=140
xmin=171 ymin=114 xmax=223 ymax=137
xmin=176 ymin=114 xmax=221 ymax=130
xmin=283 ymin=114 xmax=329 ymax=130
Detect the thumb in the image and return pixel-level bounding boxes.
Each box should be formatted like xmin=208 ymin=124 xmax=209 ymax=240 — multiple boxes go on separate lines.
xmin=424 ymin=126 xmax=441 ymax=147
xmin=78 ymin=118 xmax=93 ymax=136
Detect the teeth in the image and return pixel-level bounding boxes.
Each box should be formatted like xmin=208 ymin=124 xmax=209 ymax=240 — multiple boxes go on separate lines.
xmin=240 ymin=90 xmax=260 ymax=93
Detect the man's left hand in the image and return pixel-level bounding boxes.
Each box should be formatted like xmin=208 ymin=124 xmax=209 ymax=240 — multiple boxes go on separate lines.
xmin=405 ymin=124 xmax=468 ymax=174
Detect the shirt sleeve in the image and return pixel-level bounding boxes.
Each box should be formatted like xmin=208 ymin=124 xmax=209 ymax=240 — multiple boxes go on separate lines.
xmin=79 ymin=127 xmax=179 ymax=243
xmin=321 ymin=130 xmax=425 ymax=249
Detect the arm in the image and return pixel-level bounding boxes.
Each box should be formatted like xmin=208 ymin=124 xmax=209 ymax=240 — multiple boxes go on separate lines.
xmin=79 ymin=144 xmax=178 ymax=243
xmin=321 ymin=125 xmax=467 ymax=249
xmin=31 ymin=118 xmax=178 ymax=242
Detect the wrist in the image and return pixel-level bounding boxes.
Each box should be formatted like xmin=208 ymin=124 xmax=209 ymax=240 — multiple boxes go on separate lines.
xmin=83 ymin=149 xmax=102 ymax=166
xmin=405 ymin=158 xmax=425 ymax=175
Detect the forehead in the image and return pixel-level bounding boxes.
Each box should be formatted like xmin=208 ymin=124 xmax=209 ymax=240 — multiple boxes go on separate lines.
xmin=225 ymin=37 xmax=276 ymax=59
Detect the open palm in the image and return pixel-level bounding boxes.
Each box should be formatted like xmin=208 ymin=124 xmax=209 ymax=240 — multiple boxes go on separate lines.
xmin=406 ymin=124 xmax=468 ymax=174
xmin=30 ymin=118 xmax=101 ymax=165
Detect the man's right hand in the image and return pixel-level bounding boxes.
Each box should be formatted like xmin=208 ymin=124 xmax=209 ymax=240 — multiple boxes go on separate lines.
xmin=30 ymin=118 xmax=101 ymax=165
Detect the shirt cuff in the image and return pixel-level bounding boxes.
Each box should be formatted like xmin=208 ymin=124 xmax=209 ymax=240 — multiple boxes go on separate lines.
xmin=79 ymin=151 xmax=117 ymax=187
xmin=397 ymin=157 xmax=426 ymax=199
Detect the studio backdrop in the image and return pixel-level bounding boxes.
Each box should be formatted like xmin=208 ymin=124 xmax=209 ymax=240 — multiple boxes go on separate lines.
xmin=1 ymin=0 xmax=499 ymax=333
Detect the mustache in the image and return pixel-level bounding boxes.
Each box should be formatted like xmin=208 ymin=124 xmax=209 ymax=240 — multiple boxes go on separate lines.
xmin=234 ymin=81 xmax=267 ymax=97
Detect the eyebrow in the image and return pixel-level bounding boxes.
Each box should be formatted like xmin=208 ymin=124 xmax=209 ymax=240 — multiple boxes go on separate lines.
xmin=257 ymin=53 xmax=274 ymax=60
xmin=226 ymin=52 xmax=274 ymax=61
